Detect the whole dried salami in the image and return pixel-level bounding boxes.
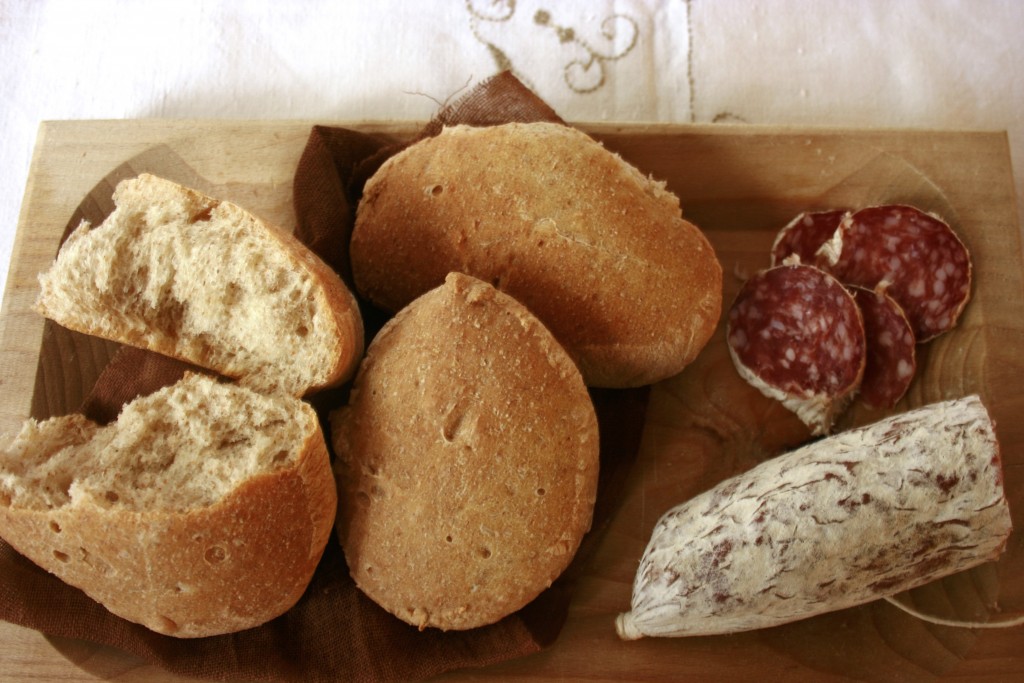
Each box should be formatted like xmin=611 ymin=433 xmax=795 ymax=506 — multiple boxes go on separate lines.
xmin=727 ymin=264 xmax=866 ymax=435
xmin=770 ymin=209 xmax=847 ymax=267
xmin=616 ymin=395 xmax=1010 ymax=639
xmin=849 ymin=286 xmax=917 ymax=409
xmin=816 ymin=205 xmax=972 ymax=342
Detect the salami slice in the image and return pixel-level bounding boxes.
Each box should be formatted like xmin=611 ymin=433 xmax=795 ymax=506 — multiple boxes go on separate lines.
xmin=849 ymin=286 xmax=917 ymax=409
xmin=727 ymin=264 xmax=866 ymax=435
xmin=616 ymin=395 xmax=1010 ymax=639
xmin=770 ymin=209 xmax=847 ymax=267
xmin=816 ymin=205 xmax=972 ymax=342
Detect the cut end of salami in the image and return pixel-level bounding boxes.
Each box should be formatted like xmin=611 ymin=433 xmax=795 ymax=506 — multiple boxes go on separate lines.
xmin=816 ymin=205 xmax=972 ymax=342
xmin=770 ymin=209 xmax=848 ymax=268
xmin=727 ymin=264 xmax=866 ymax=435
xmin=621 ymin=395 xmax=1011 ymax=639
xmin=850 ymin=286 xmax=917 ymax=409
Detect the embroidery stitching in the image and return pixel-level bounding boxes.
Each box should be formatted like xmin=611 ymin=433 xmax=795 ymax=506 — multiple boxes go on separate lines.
xmin=466 ymin=1 xmax=639 ymax=95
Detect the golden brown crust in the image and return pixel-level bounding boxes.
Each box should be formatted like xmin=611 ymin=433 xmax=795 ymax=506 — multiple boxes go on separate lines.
xmin=351 ymin=122 xmax=722 ymax=387
xmin=331 ymin=273 xmax=599 ymax=630
xmin=0 ymin=395 xmax=336 ymax=638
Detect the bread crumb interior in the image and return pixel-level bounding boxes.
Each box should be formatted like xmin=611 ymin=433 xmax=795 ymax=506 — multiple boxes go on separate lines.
xmin=0 ymin=375 xmax=306 ymax=512
xmin=38 ymin=178 xmax=337 ymax=393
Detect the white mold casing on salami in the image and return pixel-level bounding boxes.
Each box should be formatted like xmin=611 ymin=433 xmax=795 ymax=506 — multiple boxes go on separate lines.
xmin=616 ymin=395 xmax=1011 ymax=639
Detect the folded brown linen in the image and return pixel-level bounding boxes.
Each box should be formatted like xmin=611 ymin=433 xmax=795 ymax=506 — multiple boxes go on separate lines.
xmin=0 ymin=71 xmax=648 ymax=682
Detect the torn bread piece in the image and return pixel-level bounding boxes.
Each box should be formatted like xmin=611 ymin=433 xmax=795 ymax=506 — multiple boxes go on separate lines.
xmin=36 ymin=173 xmax=363 ymax=396
xmin=0 ymin=373 xmax=336 ymax=638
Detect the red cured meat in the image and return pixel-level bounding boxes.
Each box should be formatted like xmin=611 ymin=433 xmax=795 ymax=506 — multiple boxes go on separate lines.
xmin=816 ymin=205 xmax=971 ymax=342
xmin=727 ymin=264 xmax=866 ymax=435
xmin=849 ymin=286 xmax=917 ymax=409
xmin=770 ymin=209 xmax=847 ymax=267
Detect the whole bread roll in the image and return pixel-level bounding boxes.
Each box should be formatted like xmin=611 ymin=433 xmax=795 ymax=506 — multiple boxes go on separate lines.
xmin=0 ymin=373 xmax=336 ymax=638
xmin=36 ymin=173 xmax=364 ymax=396
xmin=331 ymin=272 xmax=599 ymax=630
xmin=351 ymin=122 xmax=722 ymax=387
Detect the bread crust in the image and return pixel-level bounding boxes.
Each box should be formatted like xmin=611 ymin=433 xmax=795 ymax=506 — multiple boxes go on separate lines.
xmin=331 ymin=273 xmax=599 ymax=630
xmin=252 ymin=202 xmax=364 ymax=392
xmin=0 ymin=381 xmax=336 ymax=638
xmin=35 ymin=173 xmax=363 ymax=396
xmin=351 ymin=122 xmax=722 ymax=387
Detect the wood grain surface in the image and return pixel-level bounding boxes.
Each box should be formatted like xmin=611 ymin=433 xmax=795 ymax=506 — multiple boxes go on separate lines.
xmin=1 ymin=120 xmax=1022 ymax=682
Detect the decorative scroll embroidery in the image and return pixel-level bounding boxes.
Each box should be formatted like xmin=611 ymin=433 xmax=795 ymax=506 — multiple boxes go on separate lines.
xmin=466 ymin=1 xmax=639 ymax=95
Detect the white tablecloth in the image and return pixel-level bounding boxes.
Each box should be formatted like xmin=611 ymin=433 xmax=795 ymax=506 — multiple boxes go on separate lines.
xmin=2 ymin=0 xmax=1022 ymax=303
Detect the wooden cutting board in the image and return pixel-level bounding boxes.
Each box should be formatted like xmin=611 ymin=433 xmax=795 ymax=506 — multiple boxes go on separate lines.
xmin=1 ymin=120 xmax=1022 ymax=682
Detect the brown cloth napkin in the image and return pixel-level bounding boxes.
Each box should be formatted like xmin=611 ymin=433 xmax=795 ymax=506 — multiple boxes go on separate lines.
xmin=0 ymin=71 xmax=648 ymax=682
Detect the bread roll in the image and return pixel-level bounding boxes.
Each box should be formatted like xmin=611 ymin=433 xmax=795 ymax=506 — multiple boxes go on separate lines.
xmin=36 ymin=173 xmax=363 ymax=396
xmin=0 ymin=373 xmax=336 ymax=638
xmin=351 ymin=122 xmax=722 ymax=387
xmin=331 ymin=272 xmax=599 ymax=630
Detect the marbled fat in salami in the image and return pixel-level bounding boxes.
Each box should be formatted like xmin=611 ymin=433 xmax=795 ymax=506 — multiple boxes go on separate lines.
xmin=770 ymin=209 xmax=847 ymax=267
xmin=816 ymin=205 xmax=972 ymax=342
xmin=850 ymin=286 xmax=917 ymax=409
xmin=727 ymin=264 xmax=866 ymax=435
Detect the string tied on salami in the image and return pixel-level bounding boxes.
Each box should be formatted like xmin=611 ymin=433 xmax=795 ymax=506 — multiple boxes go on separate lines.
xmin=883 ymin=595 xmax=1024 ymax=629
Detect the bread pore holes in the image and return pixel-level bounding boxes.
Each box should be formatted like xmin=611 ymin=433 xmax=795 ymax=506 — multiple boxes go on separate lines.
xmin=222 ymin=281 xmax=241 ymax=306
xmin=188 ymin=204 xmax=216 ymax=223
xmin=441 ymin=409 xmax=466 ymax=442
xmin=216 ymin=436 xmax=249 ymax=451
xmin=153 ymin=296 xmax=187 ymax=335
xmin=427 ymin=184 xmax=444 ymax=196
xmin=52 ymin=549 xmax=69 ymax=563
xmin=204 ymin=545 xmax=227 ymax=564
xmin=49 ymin=520 xmax=62 ymax=533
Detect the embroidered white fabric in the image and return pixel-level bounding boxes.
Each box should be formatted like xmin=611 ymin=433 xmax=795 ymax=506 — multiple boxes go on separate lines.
xmin=1 ymin=0 xmax=1021 ymax=301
